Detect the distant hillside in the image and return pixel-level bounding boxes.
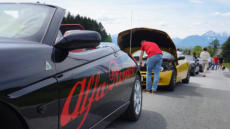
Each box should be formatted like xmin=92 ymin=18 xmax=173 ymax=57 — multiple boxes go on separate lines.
xmin=173 ymin=31 xmax=229 ymax=48
xmin=112 ymin=31 xmax=229 ymax=48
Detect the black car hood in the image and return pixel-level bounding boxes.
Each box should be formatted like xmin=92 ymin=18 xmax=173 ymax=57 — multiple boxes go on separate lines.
xmin=118 ymin=28 xmax=177 ymax=59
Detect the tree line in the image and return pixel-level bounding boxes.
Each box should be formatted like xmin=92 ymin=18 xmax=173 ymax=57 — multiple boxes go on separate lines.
xmin=222 ymin=37 xmax=230 ymax=62
xmin=62 ymin=12 xmax=112 ymax=42
xmin=181 ymin=37 xmax=230 ymax=62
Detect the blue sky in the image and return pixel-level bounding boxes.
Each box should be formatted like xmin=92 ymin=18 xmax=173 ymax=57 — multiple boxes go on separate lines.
xmin=1 ymin=0 xmax=230 ymax=38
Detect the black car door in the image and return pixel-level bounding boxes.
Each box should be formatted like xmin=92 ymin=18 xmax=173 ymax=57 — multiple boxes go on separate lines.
xmin=55 ymin=47 xmax=114 ymax=129
xmin=2 ymin=43 xmax=59 ymax=129
xmin=55 ymin=45 xmax=136 ymax=129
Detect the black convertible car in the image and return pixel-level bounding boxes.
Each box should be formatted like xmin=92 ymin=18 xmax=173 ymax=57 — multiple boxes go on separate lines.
xmin=0 ymin=3 xmax=142 ymax=129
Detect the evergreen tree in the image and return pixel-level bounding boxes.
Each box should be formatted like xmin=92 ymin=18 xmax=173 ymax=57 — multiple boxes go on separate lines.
xmin=105 ymin=34 xmax=112 ymax=42
xmin=207 ymin=46 xmax=214 ymax=57
xmin=192 ymin=45 xmax=203 ymax=57
xmin=221 ymin=37 xmax=230 ymax=62
xmin=62 ymin=13 xmax=111 ymax=42
xmin=209 ymin=39 xmax=220 ymax=55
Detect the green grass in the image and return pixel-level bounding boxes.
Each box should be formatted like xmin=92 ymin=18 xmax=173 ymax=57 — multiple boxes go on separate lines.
xmin=223 ymin=63 xmax=230 ymax=70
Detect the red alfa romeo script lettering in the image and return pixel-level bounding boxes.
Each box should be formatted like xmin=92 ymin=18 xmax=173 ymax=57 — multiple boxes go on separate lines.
xmin=60 ymin=60 xmax=135 ymax=129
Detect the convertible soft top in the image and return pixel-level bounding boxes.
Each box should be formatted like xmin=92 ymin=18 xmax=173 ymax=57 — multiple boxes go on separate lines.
xmin=118 ymin=27 xmax=177 ymax=58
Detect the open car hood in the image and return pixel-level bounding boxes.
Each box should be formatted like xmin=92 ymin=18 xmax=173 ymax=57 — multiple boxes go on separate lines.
xmin=118 ymin=28 xmax=177 ymax=59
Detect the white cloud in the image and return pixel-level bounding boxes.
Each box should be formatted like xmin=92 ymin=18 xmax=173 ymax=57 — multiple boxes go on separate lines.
xmin=1 ymin=0 xmax=230 ymax=38
xmin=212 ymin=12 xmax=230 ymax=16
xmin=214 ymin=0 xmax=230 ymax=5
xmin=192 ymin=22 xmax=202 ymax=25
xmin=189 ymin=0 xmax=204 ymax=4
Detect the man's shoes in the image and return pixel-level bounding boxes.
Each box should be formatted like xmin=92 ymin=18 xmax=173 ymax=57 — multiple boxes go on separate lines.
xmin=151 ymin=90 xmax=156 ymax=94
xmin=202 ymin=75 xmax=206 ymax=77
xmin=144 ymin=89 xmax=156 ymax=94
xmin=143 ymin=89 xmax=151 ymax=93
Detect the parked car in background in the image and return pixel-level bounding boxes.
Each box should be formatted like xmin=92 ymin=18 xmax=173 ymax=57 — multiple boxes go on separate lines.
xmin=118 ymin=28 xmax=190 ymax=91
xmin=185 ymin=55 xmax=200 ymax=75
xmin=0 ymin=3 xmax=142 ymax=129
xmin=198 ymin=58 xmax=204 ymax=72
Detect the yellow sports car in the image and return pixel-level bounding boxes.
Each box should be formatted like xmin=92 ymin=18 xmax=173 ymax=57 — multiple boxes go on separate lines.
xmin=118 ymin=28 xmax=190 ymax=91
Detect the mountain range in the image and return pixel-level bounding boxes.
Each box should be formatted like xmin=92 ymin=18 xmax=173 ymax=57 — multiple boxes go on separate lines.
xmin=173 ymin=31 xmax=229 ymax=48
xmin=111 ymin=31 xmax=229 ymax=48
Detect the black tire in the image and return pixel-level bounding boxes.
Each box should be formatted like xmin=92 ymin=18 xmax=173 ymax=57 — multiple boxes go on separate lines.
xmin=182 ymin=71 xmax=190 ymax=83
xmin=0 ymin=103 xmax=26 ymax=129
xmin=192 ymin=69 xmax=196 ymax=76
xmin=168 ymin=69 xmax=176 ymax=91
xmin=123 ymin=76 xmax=142 ymax=121
xmin=199 ymin=65 xmax=203 ymax=72
xmin=190 ymin=68 xmax=195 ymax=76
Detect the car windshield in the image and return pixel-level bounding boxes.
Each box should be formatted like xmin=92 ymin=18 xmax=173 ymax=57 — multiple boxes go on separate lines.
xmin=185 ymin=55 xmax=194 ymax=61
xmin=0 ymin=4 xmax=55 ymax=42
xmin=132 ymin=50 xmax=174 ymax=59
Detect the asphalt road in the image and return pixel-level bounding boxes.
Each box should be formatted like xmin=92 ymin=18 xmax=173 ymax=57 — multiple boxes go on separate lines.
xmin=108 ymin=69 xmax=230 ymax=129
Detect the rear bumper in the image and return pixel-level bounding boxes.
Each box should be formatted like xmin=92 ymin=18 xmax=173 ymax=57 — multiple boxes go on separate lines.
xmin=140 ymin=70 xmax=173 ymax=86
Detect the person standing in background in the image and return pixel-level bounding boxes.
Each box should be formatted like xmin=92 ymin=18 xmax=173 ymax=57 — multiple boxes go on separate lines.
xmin=186 ymin=50 xmax=191 ymax=55
xmin=218 ymin=56 xmax=224 ymax=70
xmin=200 ymin=48 xmax=210 ymax=77
xmin=211 ymin=57 xmax=215 ymax=70
xmin=177 ymin=48 xmax=182 ymax=56
xmin=213 ymin=55 xmax=219 ymax=70
xmin=208 ymin=57 xmax=212 ymax=70
xmin=139 ymin=41 xmax=162 ymax=93
xmin=193 ymin=52 xmax=197 ymax=60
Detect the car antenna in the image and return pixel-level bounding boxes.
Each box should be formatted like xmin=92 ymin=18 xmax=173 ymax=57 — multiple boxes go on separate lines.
xmin=129 ymin=11 xmax=133 ymax=54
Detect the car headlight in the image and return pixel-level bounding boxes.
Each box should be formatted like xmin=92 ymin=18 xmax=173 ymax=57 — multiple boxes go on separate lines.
xmin=160 ymin=67 xmax=164 ymax=72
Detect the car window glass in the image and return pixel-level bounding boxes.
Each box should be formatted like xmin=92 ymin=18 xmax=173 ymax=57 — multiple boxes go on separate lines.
xmin=55 ymin=30 xmax=63 ymax=43
xmin=0 ymin=4 xmax=55 ymax=42
xmin=162 ymin=51 xmax=175 ymax=60
xmin=185 ymin=55 xmax=194 ymax=61
xmin=132 ymin=50 xmax=175 ymax=60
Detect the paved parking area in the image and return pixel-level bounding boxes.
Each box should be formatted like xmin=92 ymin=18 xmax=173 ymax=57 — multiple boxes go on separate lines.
xmin=108 ymin=69 xmax=230 ymax=129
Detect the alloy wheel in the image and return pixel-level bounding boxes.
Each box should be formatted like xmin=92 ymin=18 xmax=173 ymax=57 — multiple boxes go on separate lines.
xmin=134 ymin=80 xmax=142 ymax=115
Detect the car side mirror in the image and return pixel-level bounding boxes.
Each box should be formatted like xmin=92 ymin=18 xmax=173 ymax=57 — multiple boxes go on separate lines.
xmin=55 ymin=30 xmax=101 ymax=51
xmin=178 ymin=56 xmax=185 ymax=60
